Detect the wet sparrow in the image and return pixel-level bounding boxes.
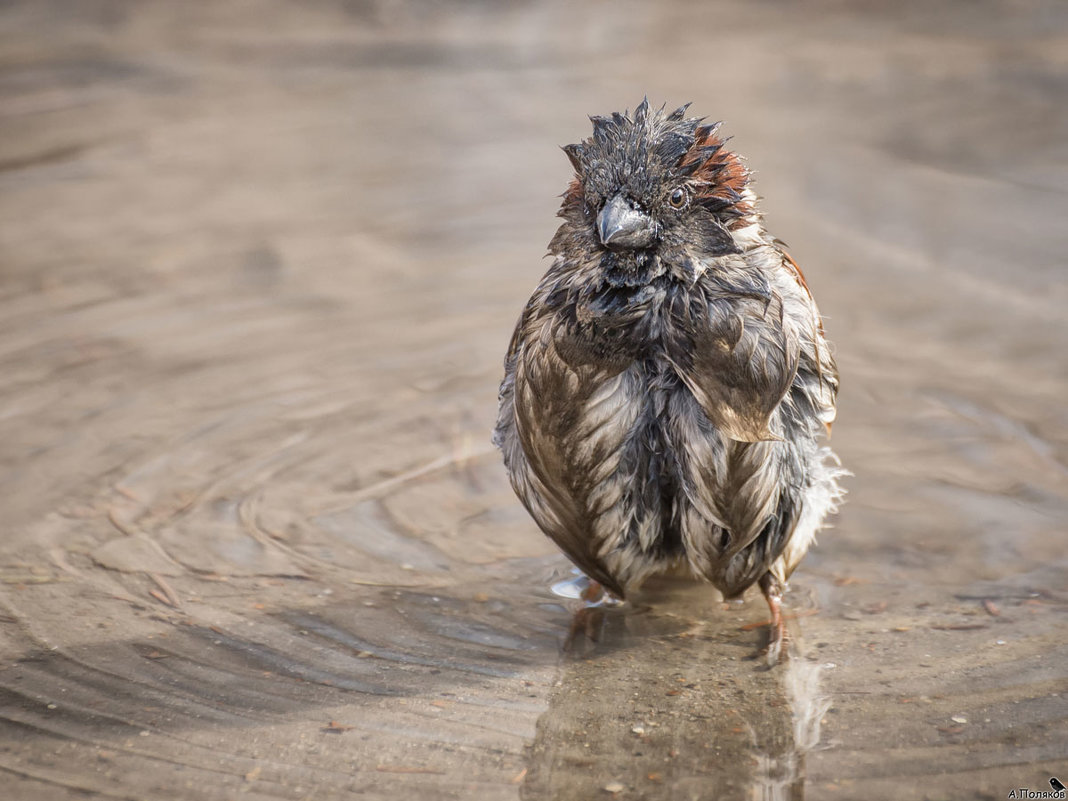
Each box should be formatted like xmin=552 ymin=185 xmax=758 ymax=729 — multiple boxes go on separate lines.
xmin=494 ymin=100 xmax=845 ymax=662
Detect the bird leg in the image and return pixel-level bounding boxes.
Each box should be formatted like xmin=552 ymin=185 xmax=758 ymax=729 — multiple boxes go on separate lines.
xmin=759 ymin=573 xmax=787 ymax=666
xmin=579 ymin=579 xmax=606 ymax=605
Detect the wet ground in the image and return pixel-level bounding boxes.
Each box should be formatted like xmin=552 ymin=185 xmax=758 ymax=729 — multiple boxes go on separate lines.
xmin=1 ymin=1 xmax=1067 ymax=799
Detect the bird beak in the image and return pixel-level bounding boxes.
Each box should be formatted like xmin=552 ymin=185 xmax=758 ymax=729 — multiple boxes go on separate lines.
xmin=597 ymin=194 xmax=656 ymax=249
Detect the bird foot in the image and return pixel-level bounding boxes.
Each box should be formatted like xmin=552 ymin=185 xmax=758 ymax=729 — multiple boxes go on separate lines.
xmin=763 ymin=616 xmax=789 ymax=667
xmin=759 ymin=573 xmax=789 ymax=667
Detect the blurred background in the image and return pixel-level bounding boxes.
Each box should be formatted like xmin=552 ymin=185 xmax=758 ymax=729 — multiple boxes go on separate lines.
xmin=1 ymin=1 xmax=1066 ymax=799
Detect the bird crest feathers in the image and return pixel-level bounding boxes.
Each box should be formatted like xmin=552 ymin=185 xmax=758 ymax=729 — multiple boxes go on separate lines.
xmin=562 ymin=98 xmax=752 ymax=227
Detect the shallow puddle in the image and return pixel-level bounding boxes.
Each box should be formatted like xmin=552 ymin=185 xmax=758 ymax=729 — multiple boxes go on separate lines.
xmin=1 ymin=1 xmax=1066 ymax=799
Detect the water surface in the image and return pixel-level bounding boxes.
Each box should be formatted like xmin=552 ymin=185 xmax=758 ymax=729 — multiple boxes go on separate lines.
xmin=1 ymin=1 xmax=1066 ymax=799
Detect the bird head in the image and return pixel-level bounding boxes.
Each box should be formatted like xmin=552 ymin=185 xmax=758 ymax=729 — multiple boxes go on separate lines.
xmin=553 ymin=99 xmax=754 ymax=284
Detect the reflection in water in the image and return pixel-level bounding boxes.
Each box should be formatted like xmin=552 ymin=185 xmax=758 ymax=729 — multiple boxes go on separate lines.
xmin=1 ymin=0 xmax=1066 ymax=797
xmin=523 ymin=580 xmax=829 ymax=800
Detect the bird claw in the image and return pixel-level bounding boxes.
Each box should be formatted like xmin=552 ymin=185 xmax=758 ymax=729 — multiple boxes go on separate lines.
xmin=763 ymin=618 xmax=789 ymax=667
xmin=759 ymin=573 xmax=789 ymax=667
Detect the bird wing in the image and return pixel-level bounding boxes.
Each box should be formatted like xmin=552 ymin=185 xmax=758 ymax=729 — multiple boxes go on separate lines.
xmin=493 ymin=270 xmax=656 ymax=598
xmin=662 ymin=273 xmax=801 ymax=444
xmin=668 ymin=249 xmax=839 ymax=593
xmin=777 ymin=248 xmax=839 ymax=434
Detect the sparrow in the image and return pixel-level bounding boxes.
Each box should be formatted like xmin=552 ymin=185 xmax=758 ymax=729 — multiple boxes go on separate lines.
xmin=493 ymin=99 xmax=845 ymax=662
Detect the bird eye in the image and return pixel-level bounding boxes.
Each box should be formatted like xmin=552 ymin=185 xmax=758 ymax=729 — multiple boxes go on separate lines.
xmin=669 ymin=187 xmax=688 ymax=209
